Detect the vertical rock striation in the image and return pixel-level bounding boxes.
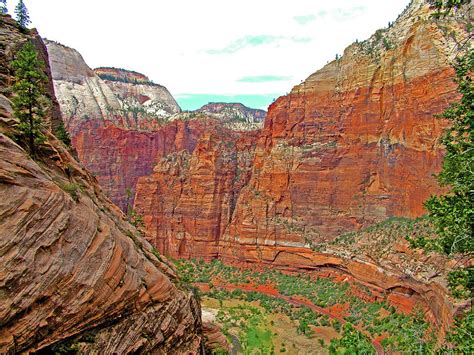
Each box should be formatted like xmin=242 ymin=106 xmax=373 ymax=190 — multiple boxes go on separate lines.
xmin=134 ymin=121 xmax=260 ymax=259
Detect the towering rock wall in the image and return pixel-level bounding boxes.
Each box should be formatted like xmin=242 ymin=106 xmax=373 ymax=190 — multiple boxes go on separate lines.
xmin=221 ymin=0 xmax=469 ymax=254
xmin=134 ymin=0 xmax=471 ymax=263
xmin=72 ymin=118 xmax=207 ymax=211
xmin=0 ymin=15 xmax=202 ymax=353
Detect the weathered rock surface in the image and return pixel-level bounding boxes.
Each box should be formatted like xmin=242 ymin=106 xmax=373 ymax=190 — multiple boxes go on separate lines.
xmin=0 ymin=16 xmax=202 ymax=353
xmin=72 ymin=118 xmax=208 ymax=211
xmin=202 ymin=322 xmax=231 ymax=353
xmin=223 ymin=0 xmax=469 ymax=251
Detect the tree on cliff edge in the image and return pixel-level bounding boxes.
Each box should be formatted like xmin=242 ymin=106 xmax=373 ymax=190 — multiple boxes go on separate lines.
xmin=11 ymin=41 xmax=49 ymax=156
xmin=14 ymin=0 xmax=30 ymax=29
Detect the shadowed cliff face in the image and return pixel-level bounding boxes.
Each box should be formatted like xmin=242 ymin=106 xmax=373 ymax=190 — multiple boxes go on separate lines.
xmin=0 ymin=15 xmax=202 ymax=353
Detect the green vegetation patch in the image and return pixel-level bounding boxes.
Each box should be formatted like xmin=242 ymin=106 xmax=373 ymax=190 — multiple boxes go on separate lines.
xmin=176 ymin=259 xmax=439 ymax=353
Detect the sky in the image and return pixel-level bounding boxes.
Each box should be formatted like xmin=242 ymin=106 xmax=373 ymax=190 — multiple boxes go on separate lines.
xmin=7 ymin=0 xmax=410 ymax=110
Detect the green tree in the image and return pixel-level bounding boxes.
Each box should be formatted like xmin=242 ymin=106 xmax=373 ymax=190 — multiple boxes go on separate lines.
xmin=442 ymin=310 xmax=474 ymax=353
xmin=55 ymin=120 xmax=71 ymax=147
xmin=425 ymin=49 xmax=473 ymax=254
xmin=11 ymin=41 xmax=50 ymax=156
xmin=433 ymin=0 xmax=471 ymax=17
xmin=14 ymin=0 xmax=30 ymax=29
xmin=0 ymin=1 xmax=7 ymax=14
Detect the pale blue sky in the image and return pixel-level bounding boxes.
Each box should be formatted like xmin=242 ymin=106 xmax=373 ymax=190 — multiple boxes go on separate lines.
xmin=7 ymin=0 xmax=410 ymax=110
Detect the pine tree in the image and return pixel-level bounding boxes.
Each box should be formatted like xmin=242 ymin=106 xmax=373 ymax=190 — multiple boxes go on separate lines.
xmin=0 ymin=1 xmax=7 ymax=15
xmin=55 ymin=120 xmax=71 ymax=147
xmin=14 ymin=0 xmax=30 ymax=29
xmin=11 ymin=41 xmax=50 ymax=156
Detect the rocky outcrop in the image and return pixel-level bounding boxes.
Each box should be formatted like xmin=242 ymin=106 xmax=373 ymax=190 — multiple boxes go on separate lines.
xmin=0 ymin=17 xmax=202 ymax=353
xmin=202 ymin=322 xmax=231 ymax=353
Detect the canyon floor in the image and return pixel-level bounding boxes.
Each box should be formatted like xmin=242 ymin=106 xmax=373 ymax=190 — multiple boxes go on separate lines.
xmin=177 ymin=256 xmax=439 ymax=354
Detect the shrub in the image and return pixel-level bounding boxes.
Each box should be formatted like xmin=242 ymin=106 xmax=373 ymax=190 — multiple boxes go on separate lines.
xmin=61 ymin=182 xmax=81 ymax=201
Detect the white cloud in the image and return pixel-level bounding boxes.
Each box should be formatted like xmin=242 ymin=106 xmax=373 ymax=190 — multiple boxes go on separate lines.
xmin=8 ymin=0 xmax=410 ymax=106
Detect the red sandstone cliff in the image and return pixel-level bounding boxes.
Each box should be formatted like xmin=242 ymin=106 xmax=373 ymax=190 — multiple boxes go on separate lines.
xmin=134 ymin=122 xmax=259 ymax=259
xmin=135 ymin=0 xmax=470 ymax=261
xmin=0 ymin=15 xmax=202 ymax=353
xmin=223 ymin=1 xmax=468 ymax=250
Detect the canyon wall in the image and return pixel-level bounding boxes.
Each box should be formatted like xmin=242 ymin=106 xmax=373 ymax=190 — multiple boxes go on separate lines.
xmin=135 ymin=0 xmax=470 ymax=260
xmin=0 ymin=15 xmax=202 ymax=353
xmin=135 ymin=123 xmax=260 ymax=259
xmin=46 ymin=41 xmax=265 ymax=211
xmin=133 ymin=0 xmax=472 ymax=333
xmin=44 ymin=0 xmax=471 ymax=335
xmin=222 ymin=0 xmax=466 ymax=254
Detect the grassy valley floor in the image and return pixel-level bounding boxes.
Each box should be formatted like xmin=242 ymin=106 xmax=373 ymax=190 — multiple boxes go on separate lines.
xmin=176 ymin=259 xmax=437 ymax=354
